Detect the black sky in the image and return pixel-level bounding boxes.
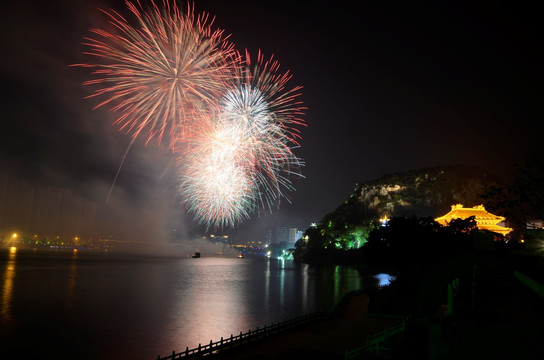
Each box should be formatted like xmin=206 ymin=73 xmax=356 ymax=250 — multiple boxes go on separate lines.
xmin=0 ymin=0 xmax=542 ymax=240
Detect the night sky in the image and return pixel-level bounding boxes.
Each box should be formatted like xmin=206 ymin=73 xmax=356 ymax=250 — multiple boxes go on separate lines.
xmin=1 ymin=0 xmax=542 ymax=241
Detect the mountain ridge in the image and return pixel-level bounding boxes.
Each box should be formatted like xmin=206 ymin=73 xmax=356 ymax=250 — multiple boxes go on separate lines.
xmin=352 ymin=164 xmax=501 ymax=219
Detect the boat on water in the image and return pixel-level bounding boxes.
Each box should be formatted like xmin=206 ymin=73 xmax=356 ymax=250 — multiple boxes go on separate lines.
xmin=192 ymin=252 xmax=201 ymax=258
xmin=237 ymin=253 xmax=244 ymax=258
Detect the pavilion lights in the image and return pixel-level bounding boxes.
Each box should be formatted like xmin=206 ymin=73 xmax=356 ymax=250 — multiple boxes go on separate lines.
xmin=379 ymin=214 xmax=390 ymax=227
xmin=435 ymin=204 xmax=513 ymax=236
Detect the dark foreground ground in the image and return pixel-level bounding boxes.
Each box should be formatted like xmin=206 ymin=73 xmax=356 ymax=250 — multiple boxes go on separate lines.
xmin=209 ymin=252 xmax=544 ymax=360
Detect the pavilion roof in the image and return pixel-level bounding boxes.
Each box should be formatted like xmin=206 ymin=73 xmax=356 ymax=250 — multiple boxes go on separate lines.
xmin=435 ymin=204 xmax=505 ymax=223
xmin=435 ymin=204 xmax=512 ymax=235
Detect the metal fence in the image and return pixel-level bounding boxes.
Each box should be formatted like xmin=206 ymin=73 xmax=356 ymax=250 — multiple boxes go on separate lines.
xmin=156 ymin=311 xmax=325 ymax=360
xmin=344 ymin=318 xmax=407 ymax=360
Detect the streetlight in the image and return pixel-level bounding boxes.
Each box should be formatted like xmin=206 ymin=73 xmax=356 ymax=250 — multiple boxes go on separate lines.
xmin=11 ymin=232 xmax=18 ymax=247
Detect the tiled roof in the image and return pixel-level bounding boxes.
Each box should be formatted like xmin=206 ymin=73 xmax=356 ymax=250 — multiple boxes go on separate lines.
xmin=435 ymin=204 xmax=512 ymax=235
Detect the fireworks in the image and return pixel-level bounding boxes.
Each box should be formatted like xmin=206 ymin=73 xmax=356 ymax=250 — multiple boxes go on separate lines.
xmin=179 ymin=116 xmax=258 ymax=228
xmin=179 ymin=51 xmax=305 ymax=228
xmin=78 ymin=1 xmax=306 ymax=228
xmin=74 ymin=0 xmax=238 ymax=148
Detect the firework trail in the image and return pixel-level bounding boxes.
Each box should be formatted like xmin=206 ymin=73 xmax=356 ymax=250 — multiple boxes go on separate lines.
xmin=74 ymin=0 xmax=239 ymax=149
xmin=179 ymin=50 xmax=306 ymax=229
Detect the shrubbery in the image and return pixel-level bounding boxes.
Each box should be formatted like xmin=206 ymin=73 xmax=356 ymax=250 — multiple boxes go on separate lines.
xmin=295 ymin=215 xmax=481 ymax=268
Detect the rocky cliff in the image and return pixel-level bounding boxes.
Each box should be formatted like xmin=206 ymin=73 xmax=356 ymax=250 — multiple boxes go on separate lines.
xmin=353 ymin=165 xmax=501 ymax=219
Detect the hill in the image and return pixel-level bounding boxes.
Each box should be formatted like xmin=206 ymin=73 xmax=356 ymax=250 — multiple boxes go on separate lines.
xmin=353 ymin=165 xmax=501 ymax=219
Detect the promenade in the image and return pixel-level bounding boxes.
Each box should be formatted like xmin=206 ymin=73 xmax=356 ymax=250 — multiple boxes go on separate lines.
xmin=212 ymin=291 xmax=401 ymax=360
xmin=209 ymin=253 xmax=544 ymax=360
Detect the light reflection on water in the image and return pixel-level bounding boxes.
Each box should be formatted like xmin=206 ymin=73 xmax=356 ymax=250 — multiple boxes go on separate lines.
xmin=1 ymin=247 xmax=16 ymax=320
xmin=172 ymin=257 xmax=252 ymax=346
xmin=0 ymin=249 xmax=394 ymax=359
xmin=372 ymin=273 xmax=397 ymax=287
xmin=67 ymin=249 xmax=78 ymax=306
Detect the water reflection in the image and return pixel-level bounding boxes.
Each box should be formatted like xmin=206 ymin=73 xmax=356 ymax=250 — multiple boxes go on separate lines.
xmin=279 ymin=260 xmax=285 ymax=307
xmin=301 ymin=263 xmax=309 ymax=309
xmin=173 ymin=257 xmax=251 ymax=347
xmin=1 ymin=247 xmax=17 ymax=320
xmin=265 ymin=261 xmax=366 ymax=317
xmin=267 ymin=259 xmax=308 ymax=315
xmin=333 ymin=266 xmax=362 ymax=303
xmin=264 ymin=258 xmax=270 ymax=312
xmin=67 ymin=249 xmax=78 ymax=306
xmin=370 ymin=273 xmax=397 ymax=287
xmin=1 ymin=251 xmax=398 ymax=359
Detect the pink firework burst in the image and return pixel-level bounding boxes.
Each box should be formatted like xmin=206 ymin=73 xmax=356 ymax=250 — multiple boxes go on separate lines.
xmin=74 ymin=0 xmax=239 ymax=148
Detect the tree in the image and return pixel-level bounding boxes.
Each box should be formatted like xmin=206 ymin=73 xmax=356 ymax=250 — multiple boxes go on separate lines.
xmin=443 ymin=216 xmax=478 ymax=236
xmin=363 ymin=216 xmax=442 ymax=269
xmin=363 ymin=215 xmax=479 ymax=270
xmin=482 ymin=146 xmax=544 ymax=238
xmin=293 ymin=195 xmax=378 ymax=264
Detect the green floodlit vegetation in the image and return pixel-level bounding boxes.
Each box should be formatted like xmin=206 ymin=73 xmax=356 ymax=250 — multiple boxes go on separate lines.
xmin=294 ymin=211 xmax=488 ymax=267
xmin=294 ymin=148 xmax=544 ymax=269
xmin=293 ymin=200 xmax=542 ymax=271
xmin=287 ymin=148 xmax=544 ymax=360
xmin=289 ymin=169 xmax=544 ymax=358
xmin=300 ymin=191 xmax=378 ymax=256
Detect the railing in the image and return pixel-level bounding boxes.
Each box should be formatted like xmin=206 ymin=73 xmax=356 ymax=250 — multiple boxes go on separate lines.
xmin=514 ymin=270 xmax=544 ymax=299
xmin=156 ymin=312 xmax=325 ymax=359
xmin=344 ymin=318 xmax=407 ymax=360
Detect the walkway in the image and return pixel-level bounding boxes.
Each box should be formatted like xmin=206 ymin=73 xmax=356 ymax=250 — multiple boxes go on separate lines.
xmin=212 ymin=292 xmax=401 ymax=360
xmin=210 ymin=254 xmax=544 ymax=360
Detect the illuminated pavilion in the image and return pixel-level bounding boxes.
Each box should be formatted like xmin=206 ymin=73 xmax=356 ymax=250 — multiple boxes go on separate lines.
xmin=435 ymin=204 xmax=513 ymax=236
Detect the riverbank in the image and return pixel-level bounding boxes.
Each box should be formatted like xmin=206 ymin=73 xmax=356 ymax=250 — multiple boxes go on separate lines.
xmin=209 ymin=291 xmax=399 ymax=360
xmin=206 ymin=251 xmax=544 ymax=359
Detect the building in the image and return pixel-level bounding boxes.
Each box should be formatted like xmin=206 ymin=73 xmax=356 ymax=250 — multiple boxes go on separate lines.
xmin=266 ymin=227 xmax=299 ymax=246
xmin=435 ymin=204 xmax=512 ymax=236
xmin=526 ymin=219 xmax=544 ymax=230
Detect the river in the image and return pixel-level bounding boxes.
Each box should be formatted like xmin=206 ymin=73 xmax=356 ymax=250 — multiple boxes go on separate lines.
xmin=0 ymin=247 xmax=394 ymax=359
